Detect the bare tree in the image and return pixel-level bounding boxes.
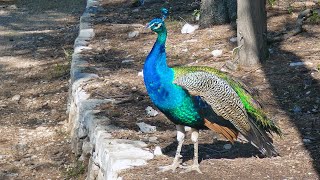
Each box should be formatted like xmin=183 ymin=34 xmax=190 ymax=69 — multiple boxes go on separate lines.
xmin=237 ymin=0 xmax=268 ymax=66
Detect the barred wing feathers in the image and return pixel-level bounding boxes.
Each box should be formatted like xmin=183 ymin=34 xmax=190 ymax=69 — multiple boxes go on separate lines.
xmin=173 ymin=66 xmax=282 ymax=136
xmin=173 ymin=67 xmax=281 ymax=156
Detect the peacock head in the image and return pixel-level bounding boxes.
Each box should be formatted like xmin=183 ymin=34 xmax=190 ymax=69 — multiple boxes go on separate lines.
xmin=146 ymin=18 xmax=166 ymax=33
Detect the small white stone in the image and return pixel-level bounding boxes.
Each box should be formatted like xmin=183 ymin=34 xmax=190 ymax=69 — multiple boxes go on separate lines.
xmin=145 ymin=106 xmax=159 ymax=117
xmin=138 ymin=70 xmax=143 ymax=77
xmin=8 ymin=5 xmax=17 ymax=9
xmin=0 ymin=155 xmax=3 ymax=160
xmin=11 ymin=95 xmax=21 ymax=101
xmin=132 ymin=8 xmax=140 ymax=13
xmin=181 ymin=23 xmax=199 ymax=34
xmin=223 ymin=144 xmax=232 ymax=150
xmin=220 ymin=67 xmax=228 ymax=72
xmin=136 ymin=122 xmax=156 ymax=133
xmin=268 ymin=48 xmax=274 ymax=54
xmin=211 ymin=49 xmax=223 ymax=57
xmin=154 ymin=146 xmax=163 ymax=156
xmin=128 ymin=31 xmax=139 ymax=38
xmin=229 ymin=37 xmax=237 ymax=43
xmin=303 ymin=138 xmax=311 ymax=143
xmin=121 ymin=59 xmax=134 ymax=64
xmin=289 ymin=62 xmax=313 ymax=67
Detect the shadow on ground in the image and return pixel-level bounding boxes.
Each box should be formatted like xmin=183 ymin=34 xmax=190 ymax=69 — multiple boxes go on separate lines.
xmin=163 ymin=140 xmax=261 ymax=163
xmin=0 ymin=0 xmax=84 ymax=59
xmin=246 ymin=2 xmax=320 ymax=174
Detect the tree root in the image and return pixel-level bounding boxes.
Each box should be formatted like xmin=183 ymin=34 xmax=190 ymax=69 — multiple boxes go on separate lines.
xmin=267 ymin=8 xmax=320 ymax=43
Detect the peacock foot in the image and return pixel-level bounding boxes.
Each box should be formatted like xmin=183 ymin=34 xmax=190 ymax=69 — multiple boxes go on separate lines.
xmin=180 ymin=164 xmax=202 ymax=174
xmin=158 ymin=161 xmax=183 ymax=173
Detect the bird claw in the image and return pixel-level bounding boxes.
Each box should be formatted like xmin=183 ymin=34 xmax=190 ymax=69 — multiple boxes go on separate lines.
xmin=158 ymin=161 xmax=183 ymax=173
xmin=179 ymin=164 xmax=203 ymax=174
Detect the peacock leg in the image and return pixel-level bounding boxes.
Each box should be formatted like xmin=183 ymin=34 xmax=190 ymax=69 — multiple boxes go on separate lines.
xmin=181 ymin=128 xmax=202 ymax=173
xmin=159 ymin=125 xmax=185 ymax=172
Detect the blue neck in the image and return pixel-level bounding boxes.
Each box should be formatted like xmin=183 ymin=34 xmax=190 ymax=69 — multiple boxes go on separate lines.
xmin=144 ymin=31 xmax=171 ymax=77
xmin=143 ymin=30 xmax=178 ymax=107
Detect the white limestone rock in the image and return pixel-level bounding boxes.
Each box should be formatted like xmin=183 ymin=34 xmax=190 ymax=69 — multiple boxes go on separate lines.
xmin=138 ymin=70 xmax=143 ymax=77
xmin=128 ymin=31 xmax=139 ymax=38
xmin=11 ymin=95 xmax=21 ymax=102
xmin=211 ymin=49 xmax=223 ymax=57
xmin=181 ymin=23 xmax=199 ymax=34
xmin=145 ymin=106 xmax=159 ymax=117
xmin=136 ymin=122 xmax=156 ymax=133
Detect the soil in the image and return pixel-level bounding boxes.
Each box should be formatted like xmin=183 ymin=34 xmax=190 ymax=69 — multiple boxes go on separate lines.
xmin=80 ymin=0 xmax=320 ymax=179
xmin=0 ymin=0 xmax=85 ymax=179
xmin=1 ymin=0 xmax=319 ymax=180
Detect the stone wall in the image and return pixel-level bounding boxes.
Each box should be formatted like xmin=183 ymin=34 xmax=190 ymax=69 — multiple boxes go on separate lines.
xmin=68 ymin=0 xmax=154 ymax=179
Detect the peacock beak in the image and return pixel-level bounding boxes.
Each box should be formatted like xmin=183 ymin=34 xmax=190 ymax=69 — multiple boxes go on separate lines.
xmin=145 ymin=23 xmax=151 ymax=29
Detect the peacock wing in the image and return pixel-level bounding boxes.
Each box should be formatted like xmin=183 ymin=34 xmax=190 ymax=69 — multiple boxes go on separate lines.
xmin=173 ymin=71 xmax=251 ymax=135
xmin=173 ymin=66 xmax=282 ymax=136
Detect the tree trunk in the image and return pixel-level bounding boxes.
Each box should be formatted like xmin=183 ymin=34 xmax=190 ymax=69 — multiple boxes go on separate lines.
xmin=237 ymin=0 xmax=268 ymax=66
xmin=199 ymin=0 xmax=237 ymax=28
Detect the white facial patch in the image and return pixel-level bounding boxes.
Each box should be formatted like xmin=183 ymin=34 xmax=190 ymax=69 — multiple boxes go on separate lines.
xmin=153 ymin=23 xmax=162 ymax=30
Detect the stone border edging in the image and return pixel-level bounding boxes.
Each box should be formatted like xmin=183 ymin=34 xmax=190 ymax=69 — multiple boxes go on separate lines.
xmin=68 ymin=0 xmax=154 ymax=179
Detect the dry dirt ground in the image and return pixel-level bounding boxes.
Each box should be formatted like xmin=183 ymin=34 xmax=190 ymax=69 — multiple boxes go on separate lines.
xmin=79 ymin=0 xmax=320 ymax=179
xmin=0 ymin=0 xmax=85 ymax=179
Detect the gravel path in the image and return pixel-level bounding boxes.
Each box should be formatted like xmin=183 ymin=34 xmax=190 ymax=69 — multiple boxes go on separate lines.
xmin=0 ymin=1 xmax=84 ymax=179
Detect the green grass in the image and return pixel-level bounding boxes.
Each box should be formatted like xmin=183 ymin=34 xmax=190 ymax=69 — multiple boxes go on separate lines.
xmin=65 ymin=161 xmax=86 ymax=179
xmin=287 ymin=5 xmax=293 ymax=14
xmin=48 ymin=48 xmax=72 ymax=79
xmin=267 ymin=0 xmax=277 ymax=7
xmin=310 ymin=11 xmax=320 ymax=23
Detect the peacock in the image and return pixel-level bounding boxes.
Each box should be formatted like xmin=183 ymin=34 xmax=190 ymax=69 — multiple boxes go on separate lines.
xmin=143 ymin=11 xmax=282 ymax=173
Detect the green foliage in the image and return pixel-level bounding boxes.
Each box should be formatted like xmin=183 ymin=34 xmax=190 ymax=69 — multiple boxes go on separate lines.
xmin=55 ymin=128 xmax=68 ymax=137
xmin=192 ymin=9 xmax=200 ymax=20
xmin=287 ymin=5 xmax=293 ymax=14
xmin=267 ymin=0 xmax=277 ymax=7
xmin=310 ymin=11 xmax=320 ymax=23
xmin=49 ymin=48 xmax=72 ymax=79
xmin=63 ymin=48 xmax=73 ymax=62
xmin=50 ymin=63 xmax=70 ymax=79
xmin=65 ymin=161 xmax=86 ymax=179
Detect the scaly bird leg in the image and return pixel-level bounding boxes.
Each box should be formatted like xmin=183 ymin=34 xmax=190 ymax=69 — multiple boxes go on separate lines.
xmin=159 ymin=125 xmax=185 ymax=173
xmin=181 ymin=128 xmax=202 ymax=173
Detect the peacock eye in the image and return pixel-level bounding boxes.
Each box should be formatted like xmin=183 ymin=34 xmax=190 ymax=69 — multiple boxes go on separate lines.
xmin=153 ymin=23 xmax=162 ymax=29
